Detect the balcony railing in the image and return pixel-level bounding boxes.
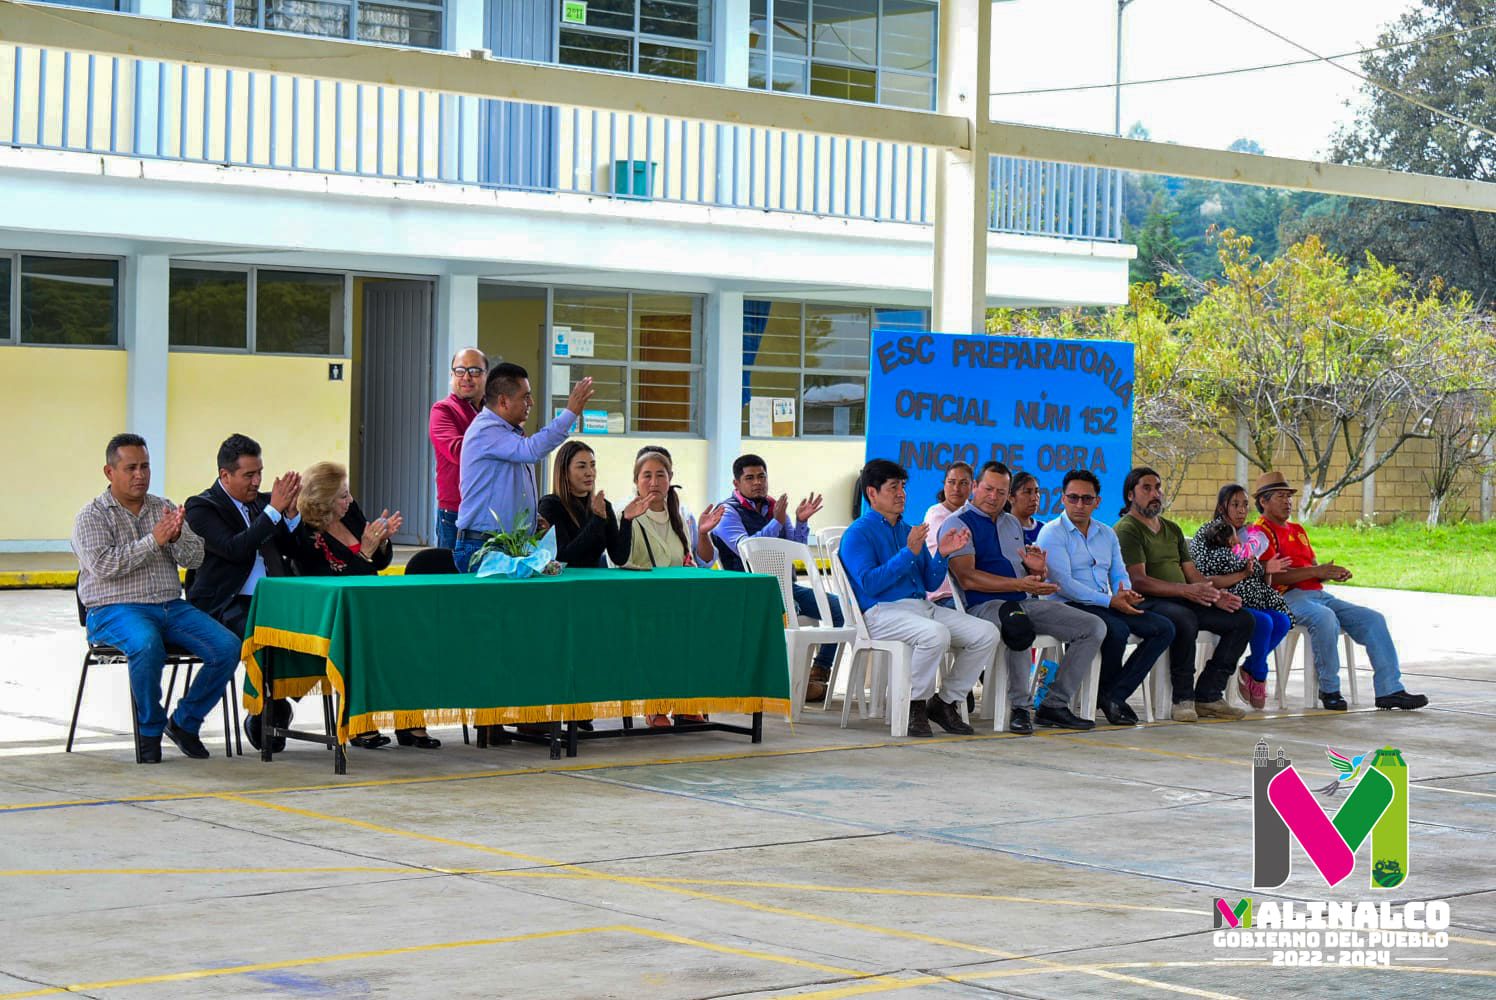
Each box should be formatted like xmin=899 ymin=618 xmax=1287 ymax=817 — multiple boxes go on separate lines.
xmin=1 ymin=43 xmax=1124 ymax=242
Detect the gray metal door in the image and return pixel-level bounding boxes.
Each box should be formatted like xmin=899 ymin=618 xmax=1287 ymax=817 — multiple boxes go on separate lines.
xmin=360 ymin=279 xmax=434 ymax=546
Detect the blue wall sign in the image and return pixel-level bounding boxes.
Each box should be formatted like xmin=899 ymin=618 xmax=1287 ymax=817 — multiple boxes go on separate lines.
xmin=865 ymin=332 xmax=1135 ymax=523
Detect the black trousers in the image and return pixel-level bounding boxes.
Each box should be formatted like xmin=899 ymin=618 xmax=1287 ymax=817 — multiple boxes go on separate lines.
xmin=1139 ymin=598 xmax=1255 ymax=704
xmin=218 ymin=595 xmax=253 ymax=641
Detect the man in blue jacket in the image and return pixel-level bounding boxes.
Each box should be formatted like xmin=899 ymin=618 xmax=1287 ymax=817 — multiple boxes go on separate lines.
xmin=839 ymin=459 xmax=999 ymax=737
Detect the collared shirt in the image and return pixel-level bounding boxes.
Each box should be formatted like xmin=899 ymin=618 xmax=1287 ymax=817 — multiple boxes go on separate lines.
xmin=838 ymin=509 xmax=949 ymax=613
xmin=219 ymin=482 xmax=299 ymax=597
xmin=711 ymin=491 xmax=809 ymax=561
xmin=1035 ymin=510 xmax=1131 ymax=608
xmin=1255 ymin=517 xmax=1324 ymax=593
xmin=429 ymin=392 xmax=482 ymax=511
xmin=922 ymin=501 xmax=960 ymax=601
xmin=457 ymin=406 xmax=576 ymax=533
xmin=941 ymin=502 xmax=1027 ymax=606
xmin=72 ymin=490 xmax=204 ymax=608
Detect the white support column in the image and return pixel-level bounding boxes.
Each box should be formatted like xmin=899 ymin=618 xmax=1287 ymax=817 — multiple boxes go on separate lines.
xmin=433 ymin=273 xmax=480 ymax=402
xmin=703 ymin=291 xmax=745 ymax=504
xmin=932 ymin=0 xmax=992 ymax=334
xmin=132 ymin=0 xmax=173 ymax=156
xmin=123 ymin=255 xmax=171 ymax=489
xmin=444 ymin=0 xmax=485 ymax=182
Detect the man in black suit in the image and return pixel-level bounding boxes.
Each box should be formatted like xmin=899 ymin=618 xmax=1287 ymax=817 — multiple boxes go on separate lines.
xmin=185 ymin=433 xmax=301 ymax=751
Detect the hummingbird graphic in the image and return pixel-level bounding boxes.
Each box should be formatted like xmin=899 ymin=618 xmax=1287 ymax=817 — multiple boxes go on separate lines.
xmin=1314 ymin=746 xmax=1370 ymax=797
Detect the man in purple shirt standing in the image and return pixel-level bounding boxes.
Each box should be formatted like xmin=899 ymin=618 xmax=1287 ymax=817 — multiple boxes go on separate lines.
xmin=454 ymin=363 xmax=595 ymax=573
xmin=428 ymin=347 xmax=487 ymax=550
xmin=710 ymin=454 xmax=842 ymax=703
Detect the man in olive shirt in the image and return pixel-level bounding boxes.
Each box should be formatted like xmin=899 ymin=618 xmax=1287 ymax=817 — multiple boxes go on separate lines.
xmin=1114 ymin=467 xmax=1253 ymax=722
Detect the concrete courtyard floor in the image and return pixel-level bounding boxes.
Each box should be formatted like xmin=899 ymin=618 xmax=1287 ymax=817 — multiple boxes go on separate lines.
xmin=0 ymin=585 xmax=1492 ymax=998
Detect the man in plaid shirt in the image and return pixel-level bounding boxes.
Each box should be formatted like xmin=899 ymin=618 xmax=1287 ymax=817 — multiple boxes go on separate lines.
xmin=71 ymin=434 xmax=242 ymax=763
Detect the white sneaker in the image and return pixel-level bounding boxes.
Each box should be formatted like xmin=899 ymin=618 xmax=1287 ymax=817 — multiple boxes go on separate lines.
xmin=1171 ymin=703 xmax=1198 ymax=723
xmin=1196 ymin=699 xmax=1246 ymax=720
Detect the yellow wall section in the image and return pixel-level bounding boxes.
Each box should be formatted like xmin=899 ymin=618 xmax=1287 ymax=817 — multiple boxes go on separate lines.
xmin=742 ymin=440 xmax=867 ymax=528
xmin=570 ymin=436 xmax=710 ymax=515
xmin=1 ymin=347 xmax=127 ymax=541
xmin=164 ymin=353 xmax=351 ymax=503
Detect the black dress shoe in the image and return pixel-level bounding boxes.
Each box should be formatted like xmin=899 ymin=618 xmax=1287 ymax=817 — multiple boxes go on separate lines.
xmin=395 ymin=729 xmax=442 ymax=749
xmin=1319 ymin=690 xmax=1349 ymax=711
xmin=349 ymin=731 xmax=392 ymax=749
xmin=906 ymin=699 xmax=933 ymax=737
xmin=138 ymin=735 xmax=162 ymax=764
xmin=1035 ymin=704 xmax=1096 ymax=731
xmin=164 ymin=719 xmax=211 ymax=759
xmin=1098 ymin=699 xmax=1135 ymax=727
xmin=245 ymin=699 xmax=292 ymax=753
xmin=927 ymin=696 xmax=974 ymax=735
xmin=1008 ymin=707 xmax=1034 ymax=735
xmin=1375 ymin=690 xmax=1428 ymax=711
xmin=577 ymin=720 xmax=595 ymax=732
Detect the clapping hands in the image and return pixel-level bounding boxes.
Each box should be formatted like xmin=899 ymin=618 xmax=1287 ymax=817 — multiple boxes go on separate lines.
xmin=360 ymin=509 xmax=402 ymax=551
xmin=152 ymin=506 xmax=185 ymax=547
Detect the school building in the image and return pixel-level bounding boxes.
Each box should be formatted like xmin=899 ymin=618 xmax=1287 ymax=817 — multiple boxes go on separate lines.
xmin=0 ymin=0 xmax=1133 ymax=549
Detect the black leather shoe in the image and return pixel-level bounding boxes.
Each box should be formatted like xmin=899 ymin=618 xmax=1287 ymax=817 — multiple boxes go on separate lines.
xmin=1319 ymin=690 xmax=1349 ymax=711
xmin=350 ymin=731 xmax=392 ymax=749
xmin=906 ymin=699 xmax=933 ymax=737
xmin=1035 ymin=704 xmax=1096 ymax=730
xmin=395 ymin=729 xmax=442 ymax=749
xmin=1098 ymin=699 xmax=1136 ymax=726
xmin=927 ymin=696 xmax=974 ymax=735
xmin=245 ymin=698 xmax=292 ymax=754
xmin=138 ymin=735 xmax=162 ymax=764
xmin=1375 ymin=690 xmax=1428 ymax=711
xmin=1008 ymin=707 xmax=1034 ymax=736
xmin=164 ymin=719 xmax=210 ymax=759
xmin=577 ymin=720 xmax=595 ymax=732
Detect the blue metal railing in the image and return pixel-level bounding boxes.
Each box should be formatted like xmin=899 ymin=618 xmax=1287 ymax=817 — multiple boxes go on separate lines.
xmin=0 ymin=45 xmax=1123 ymax=242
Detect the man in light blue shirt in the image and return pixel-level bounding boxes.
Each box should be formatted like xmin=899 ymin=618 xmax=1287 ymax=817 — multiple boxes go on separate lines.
xmin=1035 ymin=469 xmax=1172 ymax=724
xmin=839 ymin=459 xmax=998 ymax=738
xmin=455 ymin=363 xmax=594 ymax=573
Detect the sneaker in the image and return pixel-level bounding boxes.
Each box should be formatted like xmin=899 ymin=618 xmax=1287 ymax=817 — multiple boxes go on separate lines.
xmin=926 ymin=696 xmax=974 ymax=735
xmin=805 ymin=665 xmax=831 ymax=704
xmin=1375 ymin=690 xmax=1428 ymax=711
xmin=906 ymin=699 xmax=933 ymax=738
xmin=1319 ymin=690 xmax=1349 ymax=712
xmin=1171 ymin=702 xmax=1198 ymax=723
xmin=1247 ymin=677 xmax=1267 ymax=711
xmin=1196 ymin=699 xmax=1246 ymax=720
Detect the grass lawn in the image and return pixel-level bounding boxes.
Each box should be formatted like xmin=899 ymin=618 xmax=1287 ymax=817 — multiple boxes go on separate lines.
xmin=1174 ymin=518 xmax=1496 ymax=598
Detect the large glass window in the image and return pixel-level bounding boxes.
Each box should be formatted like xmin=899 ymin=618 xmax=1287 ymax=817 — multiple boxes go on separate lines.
xmin=18 ymin=256 xmax=119 ymax=346
xmin=552 ymin=289 xmax=700 ymax=434
xmin=558 ymin=0 xmax=711 ymax=81
xmin=0 ymin=258 xmax=10 ymax=344
xmin=256 ymin=270 xmax=346 ymax=355
xmin=743 ymin=300 xmax=926 ymax=437
xmin=749 ymin=0 xmax=935 ymax=109
xmin=168 ymin=265 xmax=345 ymax=355
xmin=169 ymin=268 xmax=249 ymax=350
xmin=174 ymin=0 xmax=444 ymax=49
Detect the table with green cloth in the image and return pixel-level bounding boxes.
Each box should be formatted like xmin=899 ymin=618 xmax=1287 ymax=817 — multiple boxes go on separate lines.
xmin=240 ymin=567 xmax=792 ymax=759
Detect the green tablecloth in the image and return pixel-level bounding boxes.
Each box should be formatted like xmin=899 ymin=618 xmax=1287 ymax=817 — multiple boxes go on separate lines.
xmin=240 ymin=567 xmax=791 ymax=743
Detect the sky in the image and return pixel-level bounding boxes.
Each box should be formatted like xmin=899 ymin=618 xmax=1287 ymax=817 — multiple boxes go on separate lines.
xmin=988 ymin=0 xmax=1418 ymax=161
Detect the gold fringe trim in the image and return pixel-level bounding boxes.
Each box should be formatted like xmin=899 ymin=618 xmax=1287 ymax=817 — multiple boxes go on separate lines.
xmin=347 ymin=697 xmax=791 ymax=737
xmin=240 ymin=627 xmax=345 ymax=741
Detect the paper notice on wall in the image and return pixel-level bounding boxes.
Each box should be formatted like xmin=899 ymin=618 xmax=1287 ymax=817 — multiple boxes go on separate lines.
xmin=748 ymin=397 xmax=773 ymax=437
xmin=562 ymin=1 xmax=587 ymax=25
xmin=772 ymin=397 xmax=796 ymax=437
xmin=552 ymin=364 xmax=570 ymax=393
xmin=607 ymin=412 xmax=626 ymax=434
xmin=554 ymin=408 xmax=579 ymax=434
xmin=568 ymin=330 xmax=596 ymax=358
xmin=552 ymin=326 xmax=573 ymax=357
xmin=581 ymin=409 xmax=609 ymax=435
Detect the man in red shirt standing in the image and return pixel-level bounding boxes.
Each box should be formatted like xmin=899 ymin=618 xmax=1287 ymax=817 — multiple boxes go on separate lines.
xmin=429 ymin=348 xmax=487 ymax=549
xmin=1253 ymin=471 xmax=1427 ymax=712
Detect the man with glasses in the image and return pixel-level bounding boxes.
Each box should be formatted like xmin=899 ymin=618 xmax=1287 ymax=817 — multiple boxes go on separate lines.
xmin=942 ymin=462 xmax=1106 ymax=733
xmin=1253 ymin=472 xmax=1426 ymax=711
xmin=429 ymin=348 xmax=488 ymax=550
xmin=1037 ymin=470 xmax=1173 ymax=726
xmin=1114 ymin=467 xmax=1253 ymax=722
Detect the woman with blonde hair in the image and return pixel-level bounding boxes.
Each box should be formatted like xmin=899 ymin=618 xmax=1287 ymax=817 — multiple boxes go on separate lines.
xmin=291 ymin=462 xmax=438 ymax=750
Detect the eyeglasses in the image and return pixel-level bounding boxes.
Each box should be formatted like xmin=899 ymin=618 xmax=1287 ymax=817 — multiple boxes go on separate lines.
xmin=1063 ymin=493 xmax=1099 ymax=504
xmin=452 ymin=366 xmax=485 ymax=378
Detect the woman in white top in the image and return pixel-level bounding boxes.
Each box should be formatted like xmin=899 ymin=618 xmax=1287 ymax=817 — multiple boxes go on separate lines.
xmin=922 ymin=461 xmax=973 ymax=608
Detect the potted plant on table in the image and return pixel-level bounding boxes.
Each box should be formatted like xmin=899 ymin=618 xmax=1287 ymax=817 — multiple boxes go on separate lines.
xmin=469 ymin=510 xmax=563 ymax=578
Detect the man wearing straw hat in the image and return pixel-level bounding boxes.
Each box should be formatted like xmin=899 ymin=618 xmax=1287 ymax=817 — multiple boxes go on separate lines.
xmin=1252 ymin=472 xmax=1427 ymax=711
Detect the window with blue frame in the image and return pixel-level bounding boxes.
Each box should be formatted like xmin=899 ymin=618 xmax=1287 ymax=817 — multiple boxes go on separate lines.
xmin=748 ymin=0 xmax=936 ymax=109
xmin=173 ymin=0 xmax=445 ymax=50
xmin=558 ymin=0 xmax=712 ymax=81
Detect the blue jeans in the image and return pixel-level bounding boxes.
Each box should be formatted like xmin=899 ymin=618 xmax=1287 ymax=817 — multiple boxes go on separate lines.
xmin=454 ymin=536 xmax=484 ymax=575
xmin=86 ymin=599 xmax=242 ymax=737
xmin=1244 ymin=608 xmax=1292 ymax=682
xmin=792 ymin=584 xmax=843 ymax=668
xmin=435 ymin=508 xmax=459 ymax=550
xmin=1283 ymin=589 xmax=1404 ymax=697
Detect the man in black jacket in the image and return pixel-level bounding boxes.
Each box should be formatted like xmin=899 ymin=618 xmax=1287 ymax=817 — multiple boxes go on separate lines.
xmin=185 ymin=434 xmax=301 ymax=751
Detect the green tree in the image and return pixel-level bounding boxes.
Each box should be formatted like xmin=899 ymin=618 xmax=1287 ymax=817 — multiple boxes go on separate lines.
xmin=1126 ymin=195 xmax=1191 ymax=314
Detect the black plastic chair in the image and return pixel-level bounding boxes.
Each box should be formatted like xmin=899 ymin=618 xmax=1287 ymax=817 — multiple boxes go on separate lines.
xmin=68 ymin=591 xmax=238 ymax=762
xmin=402 ymin=547 xmax=467 ymax=743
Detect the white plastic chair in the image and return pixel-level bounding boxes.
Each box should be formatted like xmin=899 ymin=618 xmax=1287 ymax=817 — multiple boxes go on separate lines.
xmin=947 ymin=577 xmax=1075 ymax=731
xmin=739 ymin=537 xmax=855 ymax=721
xmin=830 ymin=551 xmax=914 ymax=737
xmin=813 ymin=526 xmax=847 ymax=567
xmin=1152 ymin=633 xmax=1260 ymax=713
xmin=1274 ymin=625 xmax=1362 ymax=709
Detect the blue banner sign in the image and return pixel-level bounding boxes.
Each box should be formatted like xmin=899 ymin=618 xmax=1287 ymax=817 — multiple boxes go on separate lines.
xmin=865 ymin=332 xmax=1134 ymax=522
